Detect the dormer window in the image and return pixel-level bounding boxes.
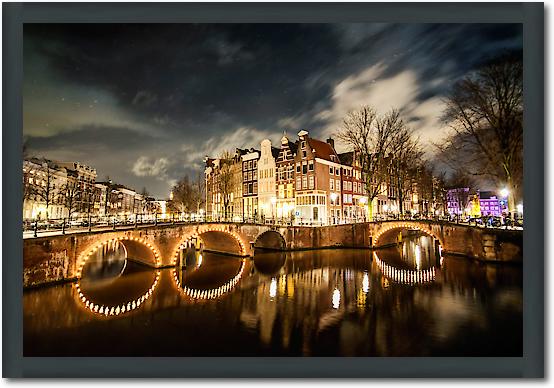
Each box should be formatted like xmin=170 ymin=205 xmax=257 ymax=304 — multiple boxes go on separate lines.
xmin=301 ymin=141 xmax=306 ymax=149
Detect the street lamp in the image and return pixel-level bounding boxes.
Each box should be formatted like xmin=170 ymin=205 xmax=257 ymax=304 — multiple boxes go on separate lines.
xmin=500 ymin=187 xmax=509 ymax=198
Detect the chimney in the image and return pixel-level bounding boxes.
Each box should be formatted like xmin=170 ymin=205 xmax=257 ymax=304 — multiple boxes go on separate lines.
xmin=326 ymin=137 xmax=335 ymax=149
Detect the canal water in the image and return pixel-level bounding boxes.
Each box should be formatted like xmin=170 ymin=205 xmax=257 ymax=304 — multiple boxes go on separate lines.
xmin=23 ymin=232 xmax=522 ymax=356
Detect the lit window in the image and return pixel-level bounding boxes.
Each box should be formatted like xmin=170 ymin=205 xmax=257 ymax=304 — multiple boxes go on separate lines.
xmin=330 ymin=179 xmax=334 ymax=190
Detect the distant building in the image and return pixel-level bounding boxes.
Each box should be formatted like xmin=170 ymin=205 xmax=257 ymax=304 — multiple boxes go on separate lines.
xmin=446 ymin=187 xmax=471 ymax=216
xmin=242 ymin=148 xmax=260 ymax=219
xmin=23 ymin=158 xmax=97 ymax=220
xmin=338 ymin=151 xmax=368 ymax=222
xmin=275 ymin=135 xmax=297 ymax=220
xmin=294 ymin=130 xmax=342 ymax=225
xmin=478 ymin=191 xmax=503 ymax=217
xmin=257 ymin=139 xmax=280 ymax=219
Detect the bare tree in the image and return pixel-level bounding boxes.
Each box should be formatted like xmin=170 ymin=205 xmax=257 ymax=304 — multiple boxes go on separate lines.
xmin=60 ymin=180 xmax=80 ymax=221
xmin=337 ymin=106 xmax=412 ymax=219
xmin=193 ymin=170 xmax=206 ymax=213
xmin=437 ymin=54 xmax=523 ymax=212
xmin=217 ymin=150 xmax=237 ymax=220
xmin=31 ymin=159 xmax=59 ymax=220
xmin=391 ymin=133 xmax=424 ymax=214
xmin=169 ymin=176 xmax=196 ymax=214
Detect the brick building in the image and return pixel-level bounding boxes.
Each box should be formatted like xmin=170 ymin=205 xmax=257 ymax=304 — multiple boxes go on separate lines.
xmin=275 ymin=135 xmax=297 ymax=220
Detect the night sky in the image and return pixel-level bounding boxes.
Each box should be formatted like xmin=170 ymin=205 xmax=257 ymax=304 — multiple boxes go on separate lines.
xmin=24 ymin=23 xmax=522 ymax=198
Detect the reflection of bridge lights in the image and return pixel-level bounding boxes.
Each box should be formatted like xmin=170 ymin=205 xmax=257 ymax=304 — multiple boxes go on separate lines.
xmin=269 ymin=278 xmax=277 ymax=298
xmin=173 ymin=260 xmax=245 ymax=300
xmin=362 ymin=272 xmax=369 ymax=293
xmin=374 ymin=254 xmax=436 ymax=285
xmin=332 ymin=288 xmax=341 ymax=309
xmin=197 ymin=254 xmax=203 ymax=268
xmin=415 ymin=244 xmax=421 ymax=270
xmin=77 ymin=237 xmax=161 ymax=278
xmin=76 ymin=271 xmax=160 ymax=317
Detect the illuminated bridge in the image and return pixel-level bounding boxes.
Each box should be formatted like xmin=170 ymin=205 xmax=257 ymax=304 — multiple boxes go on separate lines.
xmin=23 ymin=220 xmax=522 ymax=287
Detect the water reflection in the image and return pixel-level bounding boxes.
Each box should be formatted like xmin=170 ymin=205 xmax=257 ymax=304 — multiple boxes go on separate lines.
xmin=173 ymin=251 xmax=246 ymax=300
xmin=24 ymin=242 xmax=522 ymax=357
xmin=77 ymin=242 xmax=160 ymax=317
xmin=374 ymin=232 xmax=439 ymax=285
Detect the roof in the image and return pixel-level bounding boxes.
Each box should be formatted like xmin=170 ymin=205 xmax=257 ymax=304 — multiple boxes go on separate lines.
xmin=338 ymin=151 xmax=354 ymax=166
xmin=271 ymin=146 xmax=280 ymax=159
xmin=307 ymin=137 xmax=339 ymax=162
xmin=288 ymin=140 xmax=299 ymax=155
xmin=479 ymin=191 xmax=498 ymax=199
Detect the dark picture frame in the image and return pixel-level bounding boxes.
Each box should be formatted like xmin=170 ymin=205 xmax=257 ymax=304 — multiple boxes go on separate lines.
xmin=3 ymin=2 xmax=544 ymax=378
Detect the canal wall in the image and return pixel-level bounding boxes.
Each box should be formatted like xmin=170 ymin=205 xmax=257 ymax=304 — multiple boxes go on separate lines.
xmin=23 ymin=221 xmax=523 ymax=287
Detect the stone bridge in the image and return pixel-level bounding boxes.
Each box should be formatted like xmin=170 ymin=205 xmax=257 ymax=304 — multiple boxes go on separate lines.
xmin=23 ymin=220 xmax=522 ymax=287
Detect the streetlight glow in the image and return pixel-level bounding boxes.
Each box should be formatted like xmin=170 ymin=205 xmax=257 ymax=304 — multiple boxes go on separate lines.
xmin=500 ymin=188 xmax=509 ymax=198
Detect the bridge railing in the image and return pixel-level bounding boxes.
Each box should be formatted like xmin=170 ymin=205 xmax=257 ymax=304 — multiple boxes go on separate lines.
xmin=22 ymin=211 xmax=523 ymax=238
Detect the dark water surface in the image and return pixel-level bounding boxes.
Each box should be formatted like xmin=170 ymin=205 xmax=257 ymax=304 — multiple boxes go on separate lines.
xmin=24 ymin=234 xmax=522 ymax=356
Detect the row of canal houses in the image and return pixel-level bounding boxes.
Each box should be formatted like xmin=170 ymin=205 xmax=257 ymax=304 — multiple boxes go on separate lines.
xmin=205 ymin=130 xmax=423 ymax=226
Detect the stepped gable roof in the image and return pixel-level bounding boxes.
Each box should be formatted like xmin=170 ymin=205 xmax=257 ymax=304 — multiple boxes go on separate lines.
xmin=307 ymin=137 xmax=339 ymax=162
xmin=288 ymin=140 xmax=299 ymax=155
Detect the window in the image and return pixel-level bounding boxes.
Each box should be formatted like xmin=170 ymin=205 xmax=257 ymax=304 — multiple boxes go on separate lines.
xmin=302 ymin=150 xmax=307 ymax=158
xmin=296 ymin=177 xmax=301 ymax=190
xmin=308 ymin=160 xmax=314 ymax=171
xmin=302 ymin=176 xmax=307 ymax=189
xmin=309 ymin=176 xmax=314 ymax=189
xmin=302 ymin=163 xmax=307 ymax=174
xmin=330 ymin=179 xmax=334 ymax=190
xmin=253 ymin=160 xmax=257 ymax=169
xmin=301 ymin=141 xmax=306 ymax=149
xmin=296 ymin=163 xmax=300 ymax=173
xmin=329 ymin=166 xmax=333 ymax=175
xmin=243 ymin=172 xmax=248 ymax=181
xmin=335 ymin=168 xmax=340 ymax=175
xmin=253 ymin=170 xmax=257 ymax=180
xmin=336 ymin=180 xmax=340 ymax=191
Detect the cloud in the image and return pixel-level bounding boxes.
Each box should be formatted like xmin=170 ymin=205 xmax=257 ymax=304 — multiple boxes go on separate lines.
xmin=313 ymin=62 xmax=447 ymax=154
xmin=132 ymin=90 xmax=158 ymax=107
xmin=132 ymin=156 xmax=170 ymax=179
xmin=180 ymin=126 xmax=280 ymax=166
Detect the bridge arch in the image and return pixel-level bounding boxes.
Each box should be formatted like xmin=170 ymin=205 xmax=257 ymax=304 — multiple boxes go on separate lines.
xmin=169 ymin=225 xmax=250 ymax=265
xmin=76 ymin=236 xmax=162 ymax=278
xmin=253 ymin=230 xmax=286 ymax=251
xmin=373 ymin=221 xmax=444 ymax=248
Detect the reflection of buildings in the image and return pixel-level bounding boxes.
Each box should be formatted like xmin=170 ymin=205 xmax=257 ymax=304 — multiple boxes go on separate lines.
xmin=238 ymin=260 xmax=375 ymax=354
